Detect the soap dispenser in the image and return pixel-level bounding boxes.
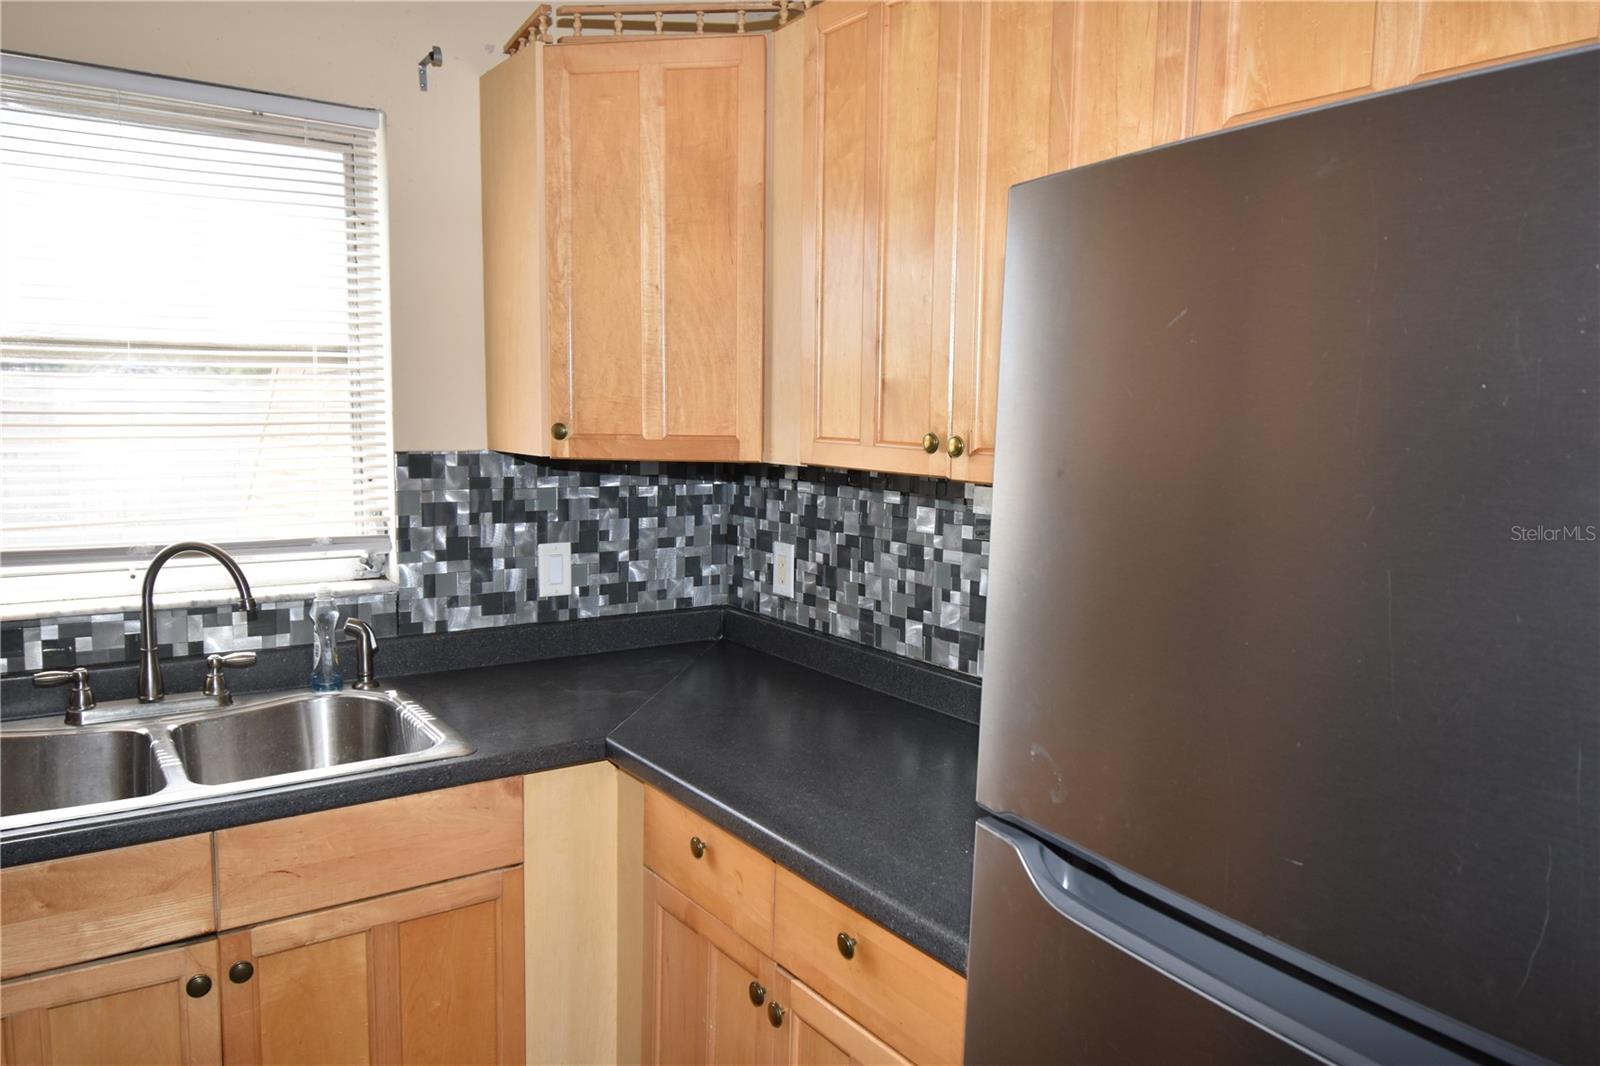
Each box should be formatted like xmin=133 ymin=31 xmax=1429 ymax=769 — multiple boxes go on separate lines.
xmin=308 ymin=589 xmax=344 ymax=692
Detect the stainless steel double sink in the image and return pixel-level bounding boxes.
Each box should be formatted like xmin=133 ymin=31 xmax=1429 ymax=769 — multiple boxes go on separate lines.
xmin=0 ymin=689 xmax=472 ymax=831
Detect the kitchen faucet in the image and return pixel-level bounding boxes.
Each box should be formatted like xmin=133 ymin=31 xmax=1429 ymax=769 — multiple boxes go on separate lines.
xmin=139 ymin=541 xmax=258 ymax=703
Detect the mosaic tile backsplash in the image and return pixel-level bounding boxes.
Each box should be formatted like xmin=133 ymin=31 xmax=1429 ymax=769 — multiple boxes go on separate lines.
xmin=731 ymin=467 xmax=989 ymax=676
xmin=1 ymin=453 xmax=989 ymax=679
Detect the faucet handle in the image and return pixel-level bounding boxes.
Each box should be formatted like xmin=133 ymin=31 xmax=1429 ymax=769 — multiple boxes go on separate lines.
xmin=202 ymin=651 xmax=256 ymax=704
xmin=33 ymin=667 xmax=96 ymax=721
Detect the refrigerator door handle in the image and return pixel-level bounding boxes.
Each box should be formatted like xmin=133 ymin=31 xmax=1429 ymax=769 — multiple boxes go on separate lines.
xmin=980 ymin=818 xmax=1506 ymax=1066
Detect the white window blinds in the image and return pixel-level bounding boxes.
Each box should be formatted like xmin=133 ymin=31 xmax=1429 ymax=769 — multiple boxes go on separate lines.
xmin=0 ymin=54 xmax=394 ymax=612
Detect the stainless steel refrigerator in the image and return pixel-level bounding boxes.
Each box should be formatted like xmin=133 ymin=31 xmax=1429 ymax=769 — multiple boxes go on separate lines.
xmin=967 ymin=47 xmax=1599 ymax=1066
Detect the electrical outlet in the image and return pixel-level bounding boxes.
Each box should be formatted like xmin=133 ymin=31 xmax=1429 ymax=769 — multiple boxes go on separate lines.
xmin=537 ymin=542 xmax=572 ymax=597
xmin=773 ymin=541 xmax=795 ymax=599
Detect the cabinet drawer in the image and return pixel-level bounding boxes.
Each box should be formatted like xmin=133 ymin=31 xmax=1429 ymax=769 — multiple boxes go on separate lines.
xmin=642 ymin=786 xmax=775 ymax=952
xmin=215 ymin=778 xmax=523 ymax=928
xmin=773 ymin=868 xmax=965 ymax=1065
xmin=0 ymin=835 xmax=214 ymax=979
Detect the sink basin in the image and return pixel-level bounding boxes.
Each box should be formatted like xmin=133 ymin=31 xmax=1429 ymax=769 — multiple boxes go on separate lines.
xmin=0 ymin=687 xmax=470 ymax=832
xmin=170 ymin=692 xmax=446 ymax=786
xmin=1 ymin=731 xmax=165 ymax=818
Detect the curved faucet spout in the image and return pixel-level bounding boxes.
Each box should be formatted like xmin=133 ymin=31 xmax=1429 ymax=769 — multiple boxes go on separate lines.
xmin=138 ymin=541 xmax=257 ymax=703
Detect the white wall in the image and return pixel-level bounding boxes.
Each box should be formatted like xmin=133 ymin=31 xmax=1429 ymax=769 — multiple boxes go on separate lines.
xmin=1 ymin=1 xmax=530 ymax=451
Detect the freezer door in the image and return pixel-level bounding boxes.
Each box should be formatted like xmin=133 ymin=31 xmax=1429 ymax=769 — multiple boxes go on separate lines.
xmin=979 ymin=47 xmax=1598 ymax=1064
xmin=965 ymin=818 xmax=1482 ymax=1066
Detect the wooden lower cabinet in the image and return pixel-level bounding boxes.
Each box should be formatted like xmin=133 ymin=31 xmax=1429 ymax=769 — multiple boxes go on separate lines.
xmin=0 ymin=940 xmax=222 ymax=1066
xmin=644 ymin=870 xmax=776 ymax=1066
xmin=642 ymin=867 xmax=950 ymax=1066
xmin=771 ymin=971 xmax=908 ymax=1066
xmin=218 ymin=868 xmax=524 ymax=1066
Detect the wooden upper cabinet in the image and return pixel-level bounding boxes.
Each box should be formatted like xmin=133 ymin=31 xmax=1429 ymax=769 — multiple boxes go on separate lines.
xmin=543 ymin=36 xmax=765 ymax=461
xmin=1193 ymin=0 xmax=1384 ymax=133
xmin=481 ymin=44 xmax=547 ymax=458
xmin=1376 ymin=0 xmax=1600 ymax=86
xmin=799 ymin=1 xmax=962 ymax=478
xmin=1193 ymin=0 xmax=1600 ymax=134
xmin=949 ymin=1 xmax=1194 ymax=483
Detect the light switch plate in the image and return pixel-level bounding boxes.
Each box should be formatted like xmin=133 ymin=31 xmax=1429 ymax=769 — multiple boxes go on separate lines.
xmin=773 ymin=541 xmax=795 ymax=599
xmin=537 ymin=542 xmax=572 ymax=597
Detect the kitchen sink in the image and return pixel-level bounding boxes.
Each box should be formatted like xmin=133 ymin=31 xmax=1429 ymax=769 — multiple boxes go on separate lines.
xmin=1 ymin=731 xmax=167 ymax=818
xmin=170 ymin=693 xmax=445 ymax=786
xmin=0 ymin=688 xmax=471 ymax=831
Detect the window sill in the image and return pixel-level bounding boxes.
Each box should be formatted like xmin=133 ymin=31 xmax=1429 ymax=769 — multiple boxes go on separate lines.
xmin=0 ymin=579 xmax=399 ymax=625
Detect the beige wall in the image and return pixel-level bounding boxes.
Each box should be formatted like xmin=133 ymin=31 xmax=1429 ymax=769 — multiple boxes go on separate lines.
xmin=1 ymin=1 xmax=529 ymax=451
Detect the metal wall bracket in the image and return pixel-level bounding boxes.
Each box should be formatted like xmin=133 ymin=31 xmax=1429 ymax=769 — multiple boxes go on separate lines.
xmin=417 ymin=46 xmax=443 ymax=91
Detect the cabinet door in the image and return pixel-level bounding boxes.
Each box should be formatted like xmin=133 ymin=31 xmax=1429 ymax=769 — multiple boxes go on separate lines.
xmin=799 ymin=1 xmax=962 ymax=477
xmin=768 ymin=969 xmax=908 ymax=1066
xmin=0 ymin=940 xmax=221 ymax=1066
xmin=218 ymin=868 xmax=523 ymax=1066
xmin=642 ymin=869 xmax=778 ymax=1066
xmin=544 ymin=36 xmax=765 ymax=462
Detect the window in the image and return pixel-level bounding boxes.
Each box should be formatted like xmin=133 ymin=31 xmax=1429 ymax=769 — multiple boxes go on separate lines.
xmin=0 ymin=54 xmax=394 ymax=614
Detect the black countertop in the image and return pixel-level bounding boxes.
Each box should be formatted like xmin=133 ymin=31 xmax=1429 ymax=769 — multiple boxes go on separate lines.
xmin=0 ymin=626 xmax=979 ymax=974
xmin=609 ymin=643 xmax=978 ymax=972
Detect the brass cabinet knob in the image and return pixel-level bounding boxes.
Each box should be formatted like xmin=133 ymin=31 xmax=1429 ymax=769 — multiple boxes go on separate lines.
xmin=946 ymin=434 xmax=966 ymax=459
xmin=229 ymin=961 xmax=254 ymax=984
xmin=551 ymin=422 xmax=569 ymax=441
xmin=185 ymin=974 xmax=213 ymax=999
xmin=837 ymin=932 xmax=857 ymax=960
xmin=767 ymin=1001 xmax=786 ymax=1028
xmin=689 ymin=836 xmax=707 ymax=859
xmin=748 ymin=981 xmax=766 ymax=1007
xmin=921 ymin=431 xmax=941 ymax=454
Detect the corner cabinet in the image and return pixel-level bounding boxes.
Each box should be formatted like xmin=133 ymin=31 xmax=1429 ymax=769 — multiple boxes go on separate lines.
xmin=482 ymin=35 xmax=766 ymax=462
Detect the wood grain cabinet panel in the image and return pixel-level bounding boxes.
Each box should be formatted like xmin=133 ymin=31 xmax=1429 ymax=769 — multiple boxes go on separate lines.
xmin=218 ymin=869 xmax=523 ymax=1066
xmin=1193 ymin=0 xmax=1383 ymax=133
xmin=772 ymin=868 xmax=964 ymax=1066
xmin=214 ymin=777 xmax=523 ymax=929
xmin=642 ymin=870 xmax=779 ymax=1066
xmin=948 ymin=0 xmax=1196 ymax=484
xmin=1376 ymin=0 xmax=1600 ymax=87
xmin=779 ymin=1 xmax=1199 ymax=483
xmin=798 ymin=1 xmax=961 ymax=478
xmin=481 ymin=43 xmax=548 ymax=457
xmin=0 ymin=835 xmax=214 ymax=980
xmin=1194 ymin=0 xmax=1599 ymax=134
xmin=642 ymin=785 xmax=776 ymax=953
xmin=0 ymin=940 xmax=222 ymax=1066
xmin=543 ymin=36 xmax=765 ymax=462
xmin=769 ymin=969 xmax=910 ymax=1066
